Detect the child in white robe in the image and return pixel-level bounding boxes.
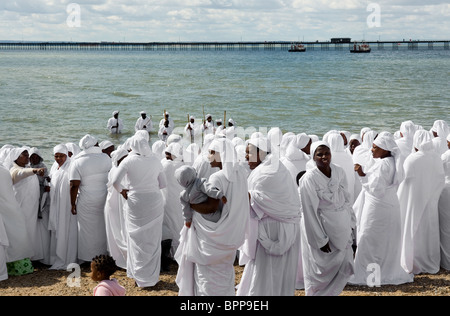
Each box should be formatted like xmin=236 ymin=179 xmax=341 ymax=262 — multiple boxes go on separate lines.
xmin=175 ymin=165 xmax=227 ymax=228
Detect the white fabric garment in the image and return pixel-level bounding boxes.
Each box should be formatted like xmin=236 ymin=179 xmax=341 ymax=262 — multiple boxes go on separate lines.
xmin=440 ymin=148 xmax=450 ymax=270
xmin=10 ymin=162 xmax=43 ymax=261
xmin=352 ymin=130 xmax=377 ymax=170
xmin=104 ymin=162 xmax=128 ymax=270
xmin=399 ymin=135 xmax=445 ymax=275
xmin=299 ymin=163 xmax=355 ymax=296
xmin=112 ymin=143 xmax=167 ymax=287
xmin=152 ymin=140 xmax=166 ymax=160
xmin=431 ymin=120 xmax=449 ymax=155
xmin=175 ymin=138 xmax=249 ymax=296
xmin=48 ymin=155 xmax=78 ymax=270
xmin=135 ymin=115 xmax=153 ymax=132
xmin=395 ymin=120 xmax=417 ymax=159
xmin=107 ymin=115 xmax=124 ymax=134
xmin=0 ymin=165 xmax=33 ymax=262
xmin=350 ymin=155 xmax=414 ymax=285
xmin=69 ymin=146 xmax=111 ymax=261
xmin=237 ymin=147 xmax=301 ymax=296
xmin=0 ymin=213 xmax=8 ymax=281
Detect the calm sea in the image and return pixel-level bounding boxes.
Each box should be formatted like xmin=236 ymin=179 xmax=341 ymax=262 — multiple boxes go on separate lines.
xmin=1 ymin=49 xmax=449 ymax=162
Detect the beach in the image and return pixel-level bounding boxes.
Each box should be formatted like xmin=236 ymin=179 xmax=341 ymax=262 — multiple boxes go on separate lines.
xmin=1 ymin=261 xmax=450 ymax=296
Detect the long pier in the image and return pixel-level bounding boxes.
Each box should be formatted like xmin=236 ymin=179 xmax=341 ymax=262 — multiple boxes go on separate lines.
xmin=1 ymin=40 xmax=449 ymax=51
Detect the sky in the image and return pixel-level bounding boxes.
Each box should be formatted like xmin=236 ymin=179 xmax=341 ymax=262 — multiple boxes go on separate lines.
xmin=1 ymin=0 xmax=450 ymax=42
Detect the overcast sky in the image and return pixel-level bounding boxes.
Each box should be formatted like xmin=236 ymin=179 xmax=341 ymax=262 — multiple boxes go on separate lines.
xmin=1 ymin=0 xmax=449 ymax=42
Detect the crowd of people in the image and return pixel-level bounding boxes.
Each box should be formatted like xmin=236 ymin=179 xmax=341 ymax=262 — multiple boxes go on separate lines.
xmin=0 ymin=113 xmax=449 ymax=297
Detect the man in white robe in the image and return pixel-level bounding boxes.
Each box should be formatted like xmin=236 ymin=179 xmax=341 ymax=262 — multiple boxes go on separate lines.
xmin=104 ymin=148 xmax=129 ymax=270
xmin=399 ymin=129 xmax=445 ymax=275
xmin=48 ymin=144 xmax=78 ymax=270
xmin=299 ymin=141 xmax=355 ymax=296
xmin=112 ymin=136 xmax=167 ymax=287
xmin=135 ymin=111 xmax=153 ymax=133
xmin=237 ymin=137 xmax=301 ymax=296
xmin=439 ymin=134 xmax=450 ymax=270
xmin=107 ymin=111 xmax=124 ymax=134
xmin=202 ymin=114 xmax=215 ymax=136
xmin=184 ymin=116 xmax=202 ymax=143
xmin=69 ymin=135 xmax=111 ymax=262
xmin=175 ymin=138 xmax=249 ymax=296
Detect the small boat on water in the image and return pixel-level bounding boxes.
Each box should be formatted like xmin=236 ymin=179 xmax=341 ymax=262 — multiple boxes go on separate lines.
xmin=350 ymin=41 xmax=371 ymax=53
xmin=289 ymin=43 xmax=306 ymax=52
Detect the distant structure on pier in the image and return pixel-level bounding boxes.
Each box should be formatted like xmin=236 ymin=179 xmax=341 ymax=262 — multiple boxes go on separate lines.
xmin=331 ymin=38 xmax=352 ymax=44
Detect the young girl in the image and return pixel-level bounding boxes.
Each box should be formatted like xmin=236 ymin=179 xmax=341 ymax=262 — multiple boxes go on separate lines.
xmin=91 ymin=254 xmax=126 ymax=296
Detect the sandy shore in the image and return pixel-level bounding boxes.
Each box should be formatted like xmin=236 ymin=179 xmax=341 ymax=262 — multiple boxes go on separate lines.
xmin=1 ymin=261 xmax=450 ymax=296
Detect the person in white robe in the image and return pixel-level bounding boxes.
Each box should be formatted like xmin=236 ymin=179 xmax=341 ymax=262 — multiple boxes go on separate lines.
xmin=135 ymin=111 xmax=153 ymax=133
xmin=99 ymin=140 xmax=115 ymax=158
xmin=184 ymin=143 xmax=200 ymax=166
xmin=202 ymin=114 xmax=215 ymax=136
xmin=175 ymin=138 xmax=249 ymax=296
xmin=431 ymin=119 xmax=449 ymax=155
xmin=158 ymin=118 xmax=174 ymax=143
xmin=160 ymin=142 xmax=185 ymax=271
xmin=215 ymin=119 xmax=224 ymax=135
xmin=48 ymin=144 xmax=78 ymax=270
xmin=107 ymin=111 xmax=124 ymax=134
xmin=152 ymin=140 xmax=167 ymax=161
xmin=104 ymin=148 xmax=129 ymax=270
xmin=439 ymin=134 xmax=450 ymax=270
xmin=237 ymin=137 xmax=301 ymax=296
xmin=352 ymin=130 xmax=377 ymax=172
xmin=9 ymin=147 xmax=46 ymax=261
xmin=349 ymin=134 xmax=414 ymax=286
xmin=0 ymin=164 xmax=33 ymax=269
xmin=112 ymin=136 xmax=167 ymax=287
xmin=280 ymin=133 xmax=311 ymax=184
xmin=395 ymin=121 xmax=417 ymax=158
xmin=159 ymin=111 xmax=175 ymax=130
xmin=185 ymin=116 xmax=202 ymax=143
xmin=299 ymin=141 xmax=355 ymax=296
xmin=192 ymin=134 xmax=220 ymax=180
xmin=65 ymin=142 xmax=81 ymax=158
xmin=399 ymin=129 xmax=445 ymax=275
xmin=69 ymin=134 xmax=111 ymax=262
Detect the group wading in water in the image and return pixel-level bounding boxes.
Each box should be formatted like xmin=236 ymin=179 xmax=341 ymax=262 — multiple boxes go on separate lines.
xmin=0 ymin=112 xmax=449 ymax=296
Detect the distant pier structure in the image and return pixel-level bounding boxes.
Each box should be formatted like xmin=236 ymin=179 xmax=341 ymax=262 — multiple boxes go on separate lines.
xmin=1 ymin=40 xmax=449 ymax=51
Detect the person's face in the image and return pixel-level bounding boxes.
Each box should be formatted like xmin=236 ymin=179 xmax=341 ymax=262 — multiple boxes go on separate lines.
xmin=349 ymin=139 xmax=360 ymax=154
xmin=302 ymin=139 xmax=312 ymax=155
xmin=228 ymin=122 xmax=233 ymax=127
xmin=141 ymin=114 xmax=146 ymax=119
xmin=208 ymin=150 xmax=222 ymax=169
xmin=165 ymin=152 xmax=173 ymax=161
xmin=245 ymin=144 xmax=262 ymax=170
xmin=190 ymin=119 xmax=195 ymax=123
xmin=371 ymin=143 xmax=390 ymax=159
xmin=207 ymin=117 xmax=212 ymax=122
xmin=54 ymin=153 xmax=67 ymax=167
xmin=217 ymin=122 xmax=222 ymax=126
xmin=164 ymin=120 xmax=169 ymax=127
xmin=432 ymin=131 xmax=438 ymax=138
xmin=114 ymin=114 xmax=119 ymax=119
xmin=313 ymin=146 xmax=331 ymax=169
xmin=15 ymin=150 xmax=29 ymax=167
xmin=29 ymin=154 xmax=41 ymax=166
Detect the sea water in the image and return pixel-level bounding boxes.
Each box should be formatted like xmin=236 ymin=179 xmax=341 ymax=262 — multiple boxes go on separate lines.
xmin=0 ymin=49 xmax=449 ymax=162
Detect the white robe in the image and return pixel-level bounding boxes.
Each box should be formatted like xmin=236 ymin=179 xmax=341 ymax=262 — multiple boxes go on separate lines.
xmin=299 ymin=164 xmax=355 ymax=296
xmin=104 ymin=165 xmax=128 ymax=270
xmin=237 ymin=156 xmax=301 ymax=296
xmin=107 ymin=117 xmax=124 ymax=134
xmin=48 ymin=159 xmax=78 ymax=270
xmin=112 ymin=153 xmax=167 ymax=287
xmin=280 ymin=145 xmax=309 ymax=183
xmin=10 ymin=164 xmax=43 ymax=261
xmin=135 ymin=116 xmax=153 ymax=133
xmin=399 ymin=150 xmax=445 ymax=274
xmin=350 ymin=157 xmax=414 ymax=285
xmin=439 ymin=149 xmax=450 ymax=270
xmin=69 ymin=147 xmax=111 ymax=261
xmin=0 ymin=213 xmax=8 ymax=281
xmin=0 ymin=166 xmax=33 ymax=262
xmin=175 ymin=165 xmax=249 ymax=296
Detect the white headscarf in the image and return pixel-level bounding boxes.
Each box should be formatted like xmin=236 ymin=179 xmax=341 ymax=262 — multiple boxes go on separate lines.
xmin=431 ymin=120 xmax=449 ymax=137
xmin=99 ymin=140 xmax=114 ymax=151
xmin=79 ymin=134 xmax=98 ymax=150
xmin=152 ymin=140 xmax=166 ymax=160
xmin=413 ymin=129 xmax=434 ymax=153
xmin=174 ymin=165 xmax=197 ymax=189
xmin=294 ymin=133 xmax=311 ymax=150
xmin=6 ymin=147 xmax=28 ymax=169
xmin=310 ymin=140 xmax=330 ymax=159
xmin=208 ymin=138 xmax=237 ymax=182
xmin=110 ymin=148 xmax=129 ymax=167
xmin=134 ymin=130 xmax=150 ymax=142
xmin=166 ymin=142 xmax=184 ymax=162
xmin=65 ymin=142 xmax=81 ymax=157
xmin=53 ymin=144 xmax=68 ymax=156
xmin=373 ymin=134 xmax=404 ymax=185
xmin=28 ymin=147 xmax=43 ymax=161
xmin=400 ymin=120 xmax=417 ymax=139
xmin=129 ymin=136 xmax=152 ymax=157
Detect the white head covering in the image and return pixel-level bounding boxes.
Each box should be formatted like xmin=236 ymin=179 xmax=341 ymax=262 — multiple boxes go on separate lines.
xmin=99 ymin=140 xmax=114 ymax=151
xmin=447 ymin=134 xmax=450 ymax=142
xmin=295 ymin=133 xmax=311 ymax=150
xmin=361 ymin=130 xmax=377 ymax=149
xmin=216 ymin=119 xmax=222 ymax=124
xmin=130 ymin=136 xmax=152 ymax=157
xmin=112 ymin=110 xmax=119 ymax=116
xmin=250 ymin=131 xmax=264 ymax=139
xmin=231 ymin=137 xmax=245 ymax=148
xmin=28 ymin=147 xmax=43 ymax=162
xmin=205 ymin=114 xmax=212 ymax=120
xmin=140 ymin=111 xmax=146 ymax=115
xmin=248 ymin=137 xmax=271 ymax=153
xmin=228 ymin=118 xmax=236 ymax=126
xmin=65 ymin=142 xmax=81 ymax=156
xmin=53 ymin=144 xmax=68 ymax=156
xmin=431 ymin=120 xmax=449 ymax=138
xmin=79 ymin=134 xmax=98 ymax=150
xmin=152 ymin=140 xmax=166 ymax=160
xmin=174 ymin=165 xmax=197 ymax=188
xmin=110 ymin=148 xmax=129 ymax=167
xmin=400 ymin=120 xmax=417 ymax=139
xmin=327 ymin=133 xmax=345 ymax=153
xmin=208 ymin=138 xmax=238 ymax=182
xmin=134 ymin=130 xmax=150 ymax=142
xmin=360 ymin=127 xmax=372 ymax=139
xmin=185 ymin=143 xmax=200 ymax=165
xmin=267 ymin=127 xmax=283 ymax=148
xmin=309 ymin=134 xmax=320 ymax=143
xmin=310 ymin=140 xmax=330 ymax=158
xmin=373 ymin=134 xmax=404 ymax=185
xmin=413 ymin=129 xmax=434 ymax=152
xmin=6 ymin=147 xmax=28 ymax=169
xmin=167 ymin=134 xmax=182 ymax=145
xmin=166 ymin=142 xmax=184 ymax=162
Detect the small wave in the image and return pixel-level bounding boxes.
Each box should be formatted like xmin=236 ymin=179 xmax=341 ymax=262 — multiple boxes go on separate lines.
xmin=112 ymin=91 xmax=142 ymax=98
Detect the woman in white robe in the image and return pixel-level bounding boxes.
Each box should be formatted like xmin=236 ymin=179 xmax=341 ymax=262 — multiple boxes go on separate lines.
xmin=112 ymin=136 xmax=167 ymax=287
xmin=175 ymin=138 xmax=249 ymax=296
xmin=48 ymin=144 xmax=78 ymax=270
xmin=352 ymin=130 xmax=377 ymax=171
xmin=192 ymin=134 xmax=219 ymax=180
xmin=399 ymin=130 xmax=445 ymax=275
xmin=431 ymin=120 xmax=449 ymax=155
xmin=280 ymin=133 xmax=311 ymax=184
xmin=237 ymin=137 xmax=301 ymax=296
xmin=104 ymin=148 xmax=129 ymax=270
xmin=349 ymin=135 xmax=414 ymax=286
xmin=9 ymin=148 xmax=46 ymax=262
xmin=439 ymin=134 xmax=450 ymax=270
xmin=395 ymin=120 xmax=417 ymax=160
xmin=299 ymin=141 xmax=355 ymax=296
